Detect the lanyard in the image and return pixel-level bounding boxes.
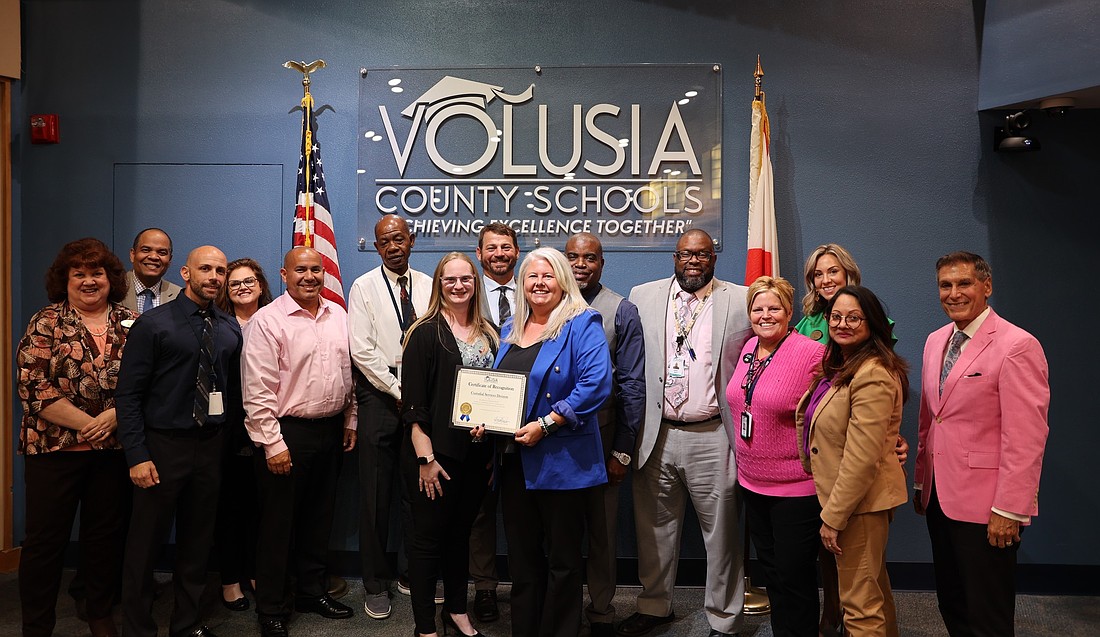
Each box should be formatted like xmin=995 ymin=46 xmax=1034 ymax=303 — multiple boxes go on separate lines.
xmin=674 ymin=289 xmax=711 ymax=360
xmin=381 ymin=268 xmax=409 ymax=339
xmin=741 ymin=329 xmax=791 ymax=409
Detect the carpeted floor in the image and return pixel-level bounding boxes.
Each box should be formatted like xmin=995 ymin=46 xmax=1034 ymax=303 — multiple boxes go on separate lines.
xmin=2 ymin=571 xmax=1096 ymax=636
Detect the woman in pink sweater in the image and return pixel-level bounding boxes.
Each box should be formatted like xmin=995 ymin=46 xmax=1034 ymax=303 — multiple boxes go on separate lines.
xmin=725 ymin=276 xmax=825 ymax=637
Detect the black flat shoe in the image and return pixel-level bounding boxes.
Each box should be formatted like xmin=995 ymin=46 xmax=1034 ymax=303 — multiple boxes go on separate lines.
xmin=473 ymin=589 xmax=499 ymax=623
xmin=442 ymin=611 xmax=487 ymax=637
xmin=223 ymin=596 xmax=250 ymax=611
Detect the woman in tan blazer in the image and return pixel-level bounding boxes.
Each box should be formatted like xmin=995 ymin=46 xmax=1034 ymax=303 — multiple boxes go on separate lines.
xmin=796 ymin=286 xmax=909 ymax=637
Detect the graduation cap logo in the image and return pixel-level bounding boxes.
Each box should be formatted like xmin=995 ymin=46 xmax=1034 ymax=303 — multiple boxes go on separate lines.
xmin=401 ymin=75 xmax=535 ymax=121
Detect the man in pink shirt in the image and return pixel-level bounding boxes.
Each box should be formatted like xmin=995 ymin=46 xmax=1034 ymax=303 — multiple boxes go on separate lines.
xmin=242 ymin=247 xmax=358 ymax=637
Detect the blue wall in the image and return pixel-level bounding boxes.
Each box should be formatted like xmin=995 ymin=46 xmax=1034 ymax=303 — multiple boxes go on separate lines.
xmin=11 ymin=0 xmax=1100 ymax=572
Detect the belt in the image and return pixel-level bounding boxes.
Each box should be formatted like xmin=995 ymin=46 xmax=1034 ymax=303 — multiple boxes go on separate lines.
xmin=662 ymin=415 xmax=721 ymax=427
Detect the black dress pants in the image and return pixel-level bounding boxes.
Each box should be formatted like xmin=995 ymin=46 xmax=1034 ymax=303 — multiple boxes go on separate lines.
xmin=401 ymin=436 xmax=491 ymax=634
xmin=122 ymin=428 xmax=223 ymax=637
xmin=254 ymin=416 xmax=343 ymax=619
xmin=20 ymin=450 xmax=130 ymax=637
xmin=357 ymin=379 xmax=411 ymax=594
xmin=215 ymin=442 xmax=257 ymax=587
xmin=742 ymin=488 xmax=821 ymax=637
xmin=500 ymin=453 xmax=587 ymax=637
xmin=926 ymin=482 xmax=1020 ymax=637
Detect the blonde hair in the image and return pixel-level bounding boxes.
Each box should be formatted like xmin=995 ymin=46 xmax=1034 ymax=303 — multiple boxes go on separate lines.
xmin=800 ymin=243 xmax=862 ymax=316
xmin=505 ymin=248 xmax=590 ymax=345
xmin=404 ymin=252 xmax=499 ymax=350
xmin=746 ymin=275 xmax=795 ymax=316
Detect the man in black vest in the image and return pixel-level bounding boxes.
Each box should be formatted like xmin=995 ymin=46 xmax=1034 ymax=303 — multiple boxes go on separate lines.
xmin=565 ymin=233 xmax=646 ymax=637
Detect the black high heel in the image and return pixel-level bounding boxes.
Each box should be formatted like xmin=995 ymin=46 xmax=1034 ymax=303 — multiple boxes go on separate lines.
xmin=441 ymin=612 xmax=487 ymax=637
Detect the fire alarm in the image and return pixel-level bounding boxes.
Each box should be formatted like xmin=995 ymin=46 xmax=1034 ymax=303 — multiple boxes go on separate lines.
xmin=31 ymin=114 xmax=60 ymax=144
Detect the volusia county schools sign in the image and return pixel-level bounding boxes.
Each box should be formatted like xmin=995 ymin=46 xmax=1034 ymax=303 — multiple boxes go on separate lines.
xmin=357 ymin=65 xmax=722 ymax=250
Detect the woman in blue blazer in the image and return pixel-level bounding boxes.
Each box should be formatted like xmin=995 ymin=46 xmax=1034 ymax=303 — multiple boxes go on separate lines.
xmin=495 ymin=247 xmax=611 ymax=637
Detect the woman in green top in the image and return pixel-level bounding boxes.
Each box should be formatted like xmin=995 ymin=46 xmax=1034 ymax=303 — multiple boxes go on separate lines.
xmin=796 ymin=243 xmax=895 ymax=346
xmin=795 ymin=244 xmax=862 ymax=343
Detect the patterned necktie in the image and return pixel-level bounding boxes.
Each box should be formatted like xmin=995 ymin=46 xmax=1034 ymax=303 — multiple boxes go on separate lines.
xmin=666 ymin=291 xmax=698 ymax=408
xmin=194 ymin=308 xmax=215 ymax=426
xmin=137 ymin=288 xmax=154 ymax=314
xmin=398 ymin=275 xmax=415 ymax=331
xmin=939 ymin=330 xmax=968 ymax=395
xmin=498 ymin=286 xmax=511 ymax=324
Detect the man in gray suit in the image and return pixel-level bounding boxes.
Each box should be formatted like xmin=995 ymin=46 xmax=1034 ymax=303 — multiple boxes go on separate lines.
xmin=122 ymin=228 xmax=181 ymax=313
xmin=617 ymin=229 xmax=752 ymax=637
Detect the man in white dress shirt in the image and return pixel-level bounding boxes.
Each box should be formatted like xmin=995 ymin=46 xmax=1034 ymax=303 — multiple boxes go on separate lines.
xmin=347 ymin=215 xmax=431 ymax=620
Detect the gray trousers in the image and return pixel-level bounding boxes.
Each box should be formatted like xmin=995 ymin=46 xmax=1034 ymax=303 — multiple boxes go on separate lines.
xmin=632 ymin=419 xmax=745 ymax=634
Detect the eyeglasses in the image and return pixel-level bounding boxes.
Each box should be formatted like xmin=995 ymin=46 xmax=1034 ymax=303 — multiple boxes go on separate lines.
xmin=441 ymin=276 xmax=475 ymax=287
xmin=828 ymin=313 xmax=864 ymax=329
xmin=673 ymin=250 xmax=714 ymax=262
xmin=228 ymin=277 xmax=258 ymax=290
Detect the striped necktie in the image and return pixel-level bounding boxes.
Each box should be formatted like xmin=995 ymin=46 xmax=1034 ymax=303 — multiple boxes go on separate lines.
xmin=194 ymin=308 xmax=215 ymax=426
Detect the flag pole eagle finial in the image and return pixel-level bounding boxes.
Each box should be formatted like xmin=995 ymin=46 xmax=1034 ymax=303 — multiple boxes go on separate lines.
xmin=284 ymin=60 xmax=326 ymax=102
xmin=754 ymin=56 xmax=764 ymax=101
xmin=284 ymin=60 xmax=325 ymax=248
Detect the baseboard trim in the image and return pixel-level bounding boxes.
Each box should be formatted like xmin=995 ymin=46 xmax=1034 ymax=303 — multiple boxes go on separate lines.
xmin=0 ymin=547 xmax=20 ymax=573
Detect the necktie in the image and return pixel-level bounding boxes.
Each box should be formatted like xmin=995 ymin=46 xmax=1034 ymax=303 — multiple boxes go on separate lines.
xmin=398 ymin=275 xmax=415 ymax=331
xmin=667 ymin=291 xmax=697 ymax=408
xmin=498 ymin=286 xmax=511 ymax=324
xmin=137 ymin=288 xmax=154 ymax=314
xmin=939 ymin=330 xmax=968 ymax=395
xmin=194 ymin=308 xmax=215 ymax=426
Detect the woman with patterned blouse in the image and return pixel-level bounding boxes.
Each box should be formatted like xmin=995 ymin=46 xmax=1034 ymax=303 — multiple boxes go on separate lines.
xmin=400 ymin=252 xmax=499 ymax=637
xmin=17 ymin=238 xmax=137 ymax=637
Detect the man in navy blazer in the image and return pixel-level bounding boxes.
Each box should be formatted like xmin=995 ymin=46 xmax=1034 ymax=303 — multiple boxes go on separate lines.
xmin=619 ymin=230 xmax=752 ymax=637
xmin=116 ymin=246 xmax=242 ymax=637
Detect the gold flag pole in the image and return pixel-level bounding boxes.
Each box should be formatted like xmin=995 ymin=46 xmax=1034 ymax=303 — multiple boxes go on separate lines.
xmin=742 ymin=52 xmax=773 ymax=619
xmin=284 ymin=60 xmax=326 ymax=248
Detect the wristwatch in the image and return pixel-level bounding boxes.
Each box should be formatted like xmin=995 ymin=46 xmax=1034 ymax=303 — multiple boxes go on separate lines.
xmin=416 ymin=453 xmax=435 ymax=465
xmin=611 ymin=450 xmax=631 ymax=466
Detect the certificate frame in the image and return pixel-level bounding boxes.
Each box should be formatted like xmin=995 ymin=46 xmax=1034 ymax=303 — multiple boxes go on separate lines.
xmin=451 ymin=366 xmax=528 ymax=436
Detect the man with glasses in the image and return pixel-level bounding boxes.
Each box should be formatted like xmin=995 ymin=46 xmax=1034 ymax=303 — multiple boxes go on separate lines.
xmin=564 ymin=233 xmax=645 ymax=637
xmin=122 ymin=228 xmax=181 ymax=313
xmin=618 ymin=229 xmax=752 ymax=637
xmin=468 ymin=221 xmax=521 ymax=622
xmin=347 ymin=214 xmax=431 ymax=620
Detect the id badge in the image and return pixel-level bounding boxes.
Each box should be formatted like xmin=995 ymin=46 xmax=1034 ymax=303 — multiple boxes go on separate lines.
xmin=740 ymin=411 xmax=753 ymax=440
xmin=668 ymin=355 xmax=688 ymax=379
xmin=208 ymin=391 xmax=225 ymax=417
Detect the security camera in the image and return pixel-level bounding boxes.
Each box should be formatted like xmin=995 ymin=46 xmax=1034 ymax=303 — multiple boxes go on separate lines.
xmin=994 ymin=111 xmax=1040 ymax=152
xmin=1039 ymin=96 xmax=1075 ymax=116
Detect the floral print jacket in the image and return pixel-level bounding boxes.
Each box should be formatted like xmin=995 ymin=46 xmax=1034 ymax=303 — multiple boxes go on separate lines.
xmin=17 ymin=301 xmax=137 ymax=454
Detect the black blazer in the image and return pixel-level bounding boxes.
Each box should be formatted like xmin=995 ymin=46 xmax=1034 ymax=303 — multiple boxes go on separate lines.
xmin=400 ymin=316 xmax=495 ymax=462
xmin=116 ymin=294 xmax=243 ymax=467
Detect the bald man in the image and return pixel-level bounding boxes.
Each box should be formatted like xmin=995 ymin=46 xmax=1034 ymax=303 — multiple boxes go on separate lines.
xmin=117 ymin=246 xmax=242 ymax=637
xmin=348 ymin=215 xmax=431 ymax=620
xmin=243 ymin=247 xmax=358 ymax=637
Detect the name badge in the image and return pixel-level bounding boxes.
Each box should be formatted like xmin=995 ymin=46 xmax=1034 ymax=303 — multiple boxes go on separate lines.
xmin=668 ymin=355 xmax=688 ymax=379
xmin=740 ymin=411 xmax=753 ymax=440
xmin=208 ymin=391 xmax=225 ymax=417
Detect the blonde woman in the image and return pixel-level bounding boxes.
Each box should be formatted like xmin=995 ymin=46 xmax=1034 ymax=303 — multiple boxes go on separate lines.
xmin=495 ymin=248 xmax=612 ymax=637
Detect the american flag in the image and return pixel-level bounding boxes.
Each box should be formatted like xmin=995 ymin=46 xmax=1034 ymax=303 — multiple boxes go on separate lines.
xmin=293 ymin=98 xmax=346 ymax=308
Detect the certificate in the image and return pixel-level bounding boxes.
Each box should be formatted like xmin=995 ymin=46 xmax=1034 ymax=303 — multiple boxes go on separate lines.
xmin=451 ymin=366 xmax=528 ymax=435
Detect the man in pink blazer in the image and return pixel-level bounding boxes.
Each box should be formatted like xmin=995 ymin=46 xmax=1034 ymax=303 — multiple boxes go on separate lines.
xmin=914 ymin=251 xmax=1049 ymax=637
